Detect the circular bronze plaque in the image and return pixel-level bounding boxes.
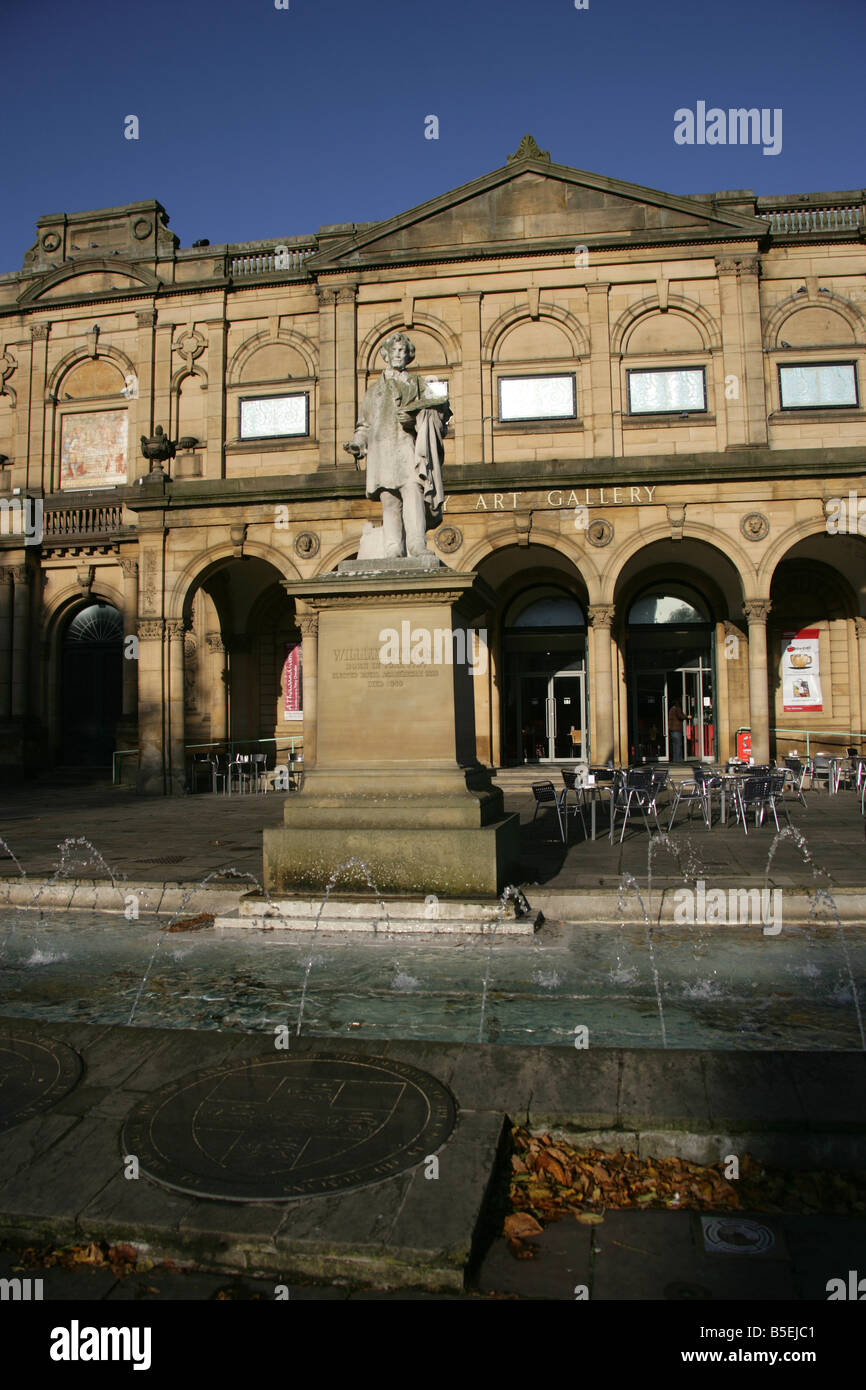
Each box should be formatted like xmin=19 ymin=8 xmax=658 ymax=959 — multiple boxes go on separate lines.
xmin=0 ymin=1033 xmax=83 ymax=1132
xmin=122 ymin=1052 xmax=457 ymax=1202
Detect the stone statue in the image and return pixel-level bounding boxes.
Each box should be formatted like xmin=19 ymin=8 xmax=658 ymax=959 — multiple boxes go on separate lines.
xmin=344 ymin=332 xmax=451 ymax=559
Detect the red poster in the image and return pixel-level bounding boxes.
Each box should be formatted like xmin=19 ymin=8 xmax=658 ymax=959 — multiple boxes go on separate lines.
xmin=283 ymin=641 xmax=302 ymax=721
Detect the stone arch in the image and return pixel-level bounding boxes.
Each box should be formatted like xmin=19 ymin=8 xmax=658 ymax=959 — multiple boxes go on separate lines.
xmin=48 ymin=345 xmax=136 ymax=397
xmin=757 ymin=514 xmax=865 ymax=595
xmin=317 ymin=536 xmax=362 ymax=572
xmin=611 ymin=294 xmax=722 ymax=355
xmin=601 ymin=522 xmax=752 ymax=606
xmin=227 ymin=328 xmax=318 ymax=385
xmin=18 ymin=258 xmax=160 ymax=305
xmin=167 ymin=541 xmax=301 ymax=620
xmin=358 ymin=313 xmax=460 ymax=373
xmin=763 ymin=290 xmax=866 ymax=349
xmin=482 ymin=303 xmax=588 ymax=361
xmin=462 ymin=524 xmax=602 ymax=596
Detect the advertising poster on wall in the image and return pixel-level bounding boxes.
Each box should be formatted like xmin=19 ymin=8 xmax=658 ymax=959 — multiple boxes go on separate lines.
xmin=781 ymin=629 xmax=823 ymax=712
xmin=283 ymin=641 xmax=302 ymax=721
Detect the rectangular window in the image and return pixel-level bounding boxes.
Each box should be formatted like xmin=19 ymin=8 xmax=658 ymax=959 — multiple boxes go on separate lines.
xmin=778 ymin=362 xmax=858 ymax=410
xmin=497 ymin=374 xmax=577 ymax=422
xmin=239 ymin=394 xmax=309 ymax=439
xmin=627 ymin=368 xmax=707 ymax=414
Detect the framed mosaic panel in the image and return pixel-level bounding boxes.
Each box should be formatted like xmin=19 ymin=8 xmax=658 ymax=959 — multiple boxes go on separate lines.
xmin=60 ymin=409 xmax=128 ymax=488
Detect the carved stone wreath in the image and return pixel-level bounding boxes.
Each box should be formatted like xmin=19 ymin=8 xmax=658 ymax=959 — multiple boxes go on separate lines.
xmin=740 ymin=512 xmax=769 ymax=542
xmin=587 ymin=519 xmax=613 ymax=547
xmin=435 ymin=526 xmax=463 ymax=554
xmin=294 ymin=531 xmax=320 ymax=559
xmin=41 ymin=232 xmax=61 ymax=253
xmin=133 ymin=218 xmax=153 ymax=240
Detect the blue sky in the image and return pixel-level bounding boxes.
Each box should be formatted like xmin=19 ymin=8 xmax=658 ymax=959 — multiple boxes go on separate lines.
xmin=2 ymin=0 xmax=864 ymax=269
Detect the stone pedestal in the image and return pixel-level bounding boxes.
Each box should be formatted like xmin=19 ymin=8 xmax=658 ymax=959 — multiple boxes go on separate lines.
xmin=263 ymin=559 xmax=520 ymax=897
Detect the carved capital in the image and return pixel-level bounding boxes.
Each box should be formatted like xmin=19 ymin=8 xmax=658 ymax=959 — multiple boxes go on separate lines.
xmin=854 ymin=616 xmax=866 ymax=641
xmin=336 ymin=285 xmax=357 ymax=304
xmin=744 ymin=599 xmax=772 ymax=625
xmin=10 ymin=565 xmax=30 ymax=585
xmin=715 ymin=255 xmax=760 ymax=277
xmin=587 ymin=604 xmax=615 ymax=630
xmin=138 ymin=618 xmax=164 ymax=639
xmin=316 ymin=287 xmax=339 ymax=307
xmin=205 ymin=632 xmax=226 ymax=654
xmin=30 ymin=323 xmax=50 ymax=342
xmin=166 ymin=619 xmax=185 ymax=640
xmin=0 ymin=567 xmax=14 ymax=587
xmin=298 ymin=614 xmax=319 ymax=639
xmin=119 ymin=558 xmax=139 ymax=579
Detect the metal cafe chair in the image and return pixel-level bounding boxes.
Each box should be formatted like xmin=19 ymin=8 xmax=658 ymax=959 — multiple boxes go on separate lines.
xmin=782 ymin=757 xmax=809 ymax=808
xmin=559 ymin=768 xmax=588 ymax=837
xmin=733 ymin=774 xmax=779 ymax=834
xmin=228 ymin=753 xmax=253 ymax=794
xmin=610 ymin=768 xmax=659 ymax=844
xmin=531 ymin=781 xmax=566 ymax=844
xmin=668 ymin=765 xmax=712 ymax=831
xmin=810 ymin=753 xmax=835 ymax=793
xmin=189 ymin=754 xmax=216 ymax=794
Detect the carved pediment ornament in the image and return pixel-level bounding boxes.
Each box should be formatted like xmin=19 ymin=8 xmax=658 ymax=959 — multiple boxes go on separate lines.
xmin=507 ymin=134 xmax=551 ymax=163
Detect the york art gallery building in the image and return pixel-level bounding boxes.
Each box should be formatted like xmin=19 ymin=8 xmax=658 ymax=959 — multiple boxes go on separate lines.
xmin=0 ymin=136 xmax=864 ymax=791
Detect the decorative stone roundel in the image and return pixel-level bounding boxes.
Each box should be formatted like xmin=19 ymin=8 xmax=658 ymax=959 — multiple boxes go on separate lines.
xmin=740 ymin=512 xmax=770 ymax=542
xmin=435 ymin=526 xmax=463 ymax=553
xmin=587 ymin=519 xmax=614 ymax=547
xmin=294 ymin=531 xmax=320 ymax=558
xmin=132 ymin=218 xmax=153 ymax=240
xmin=41 ymin=232 xmax=61 ymax=253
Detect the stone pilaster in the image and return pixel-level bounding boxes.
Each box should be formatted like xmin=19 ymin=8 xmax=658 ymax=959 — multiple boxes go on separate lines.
xmin=119 ymin=558 xmax=139 ymax=718
xmin=205 ymin=633 xmax=228 ymax=743
xmin=167 ymin=619 xmax=186 ymax=793
xmin=587 ymin=284 xmax=615 ymax=458
xmin=854 ymin=618 xmax=866 ymax=741
xmin=744 ymin=599 xmax=772 ymax=764
xmin=316 ymin=287 xmax=338 ymax=468
xmin=0 ymin=568 xmax=12 ymax=719
xmin=136 ymin=618 xmax=166 ymax=795
xmin=297 ymin=608 xmax=318 ymax=769
xmin=335 ymin=285 xmax=358 ymax=458
xmin=133 ymin=310 xmax=157 ymax=477
xmin=588 ymin=604 xmax=616 ymax=763
xmin=460 ymin=292 xmax=483 ymax=468
xmin=10 ymin=564 xmax=30 ymax=718
xmin=28 ymin=324 xmax=49 ymax=491
xmin=715 ymin=255 xmax=766 ymax=448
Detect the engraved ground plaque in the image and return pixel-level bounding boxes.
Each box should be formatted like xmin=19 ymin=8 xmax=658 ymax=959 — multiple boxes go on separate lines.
xmin=121 ymin=1052 xmax=456 ymax=1202
xmin=0 ymin=1033 xmax=83 ymax=1131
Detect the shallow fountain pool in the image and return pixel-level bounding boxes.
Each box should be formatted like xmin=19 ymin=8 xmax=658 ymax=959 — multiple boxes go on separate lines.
xmin=0 ymin=908 xmax=863 ymax=1049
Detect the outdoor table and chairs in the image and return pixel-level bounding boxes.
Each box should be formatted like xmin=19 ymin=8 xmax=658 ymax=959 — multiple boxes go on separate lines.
xmin=609 ymin=767 xmax=662 ymax=844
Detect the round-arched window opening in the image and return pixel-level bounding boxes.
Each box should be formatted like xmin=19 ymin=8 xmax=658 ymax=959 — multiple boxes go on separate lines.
xmin=506 ymin=587 xmax=585 ymax=628
xmin=628 ymin=590 xmax=710 ymax=625
xmin=64 ymin=603 xmax=124 ymax=646
xmin=61 ymin=602 xmax=123 ymax=768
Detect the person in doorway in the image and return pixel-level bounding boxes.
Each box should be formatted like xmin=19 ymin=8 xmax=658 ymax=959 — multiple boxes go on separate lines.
xmin=668 ymin=700 xmax=685 ymax=762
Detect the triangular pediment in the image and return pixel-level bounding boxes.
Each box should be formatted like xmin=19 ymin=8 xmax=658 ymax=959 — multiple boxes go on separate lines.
xmin=310 ymin=154 xmax=766 ymax=269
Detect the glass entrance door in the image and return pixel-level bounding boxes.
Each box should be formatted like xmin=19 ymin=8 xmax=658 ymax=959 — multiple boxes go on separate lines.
xmin=519 ymin=670 xmax=587 ymax=761
xmin=679 ymin=662 xmax=714 ymax=760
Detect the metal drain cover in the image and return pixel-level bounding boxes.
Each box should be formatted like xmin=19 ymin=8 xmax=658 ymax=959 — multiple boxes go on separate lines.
xmin=701 ymin=1216 xmax=776 ymax=1255
xmin=122 ymin=1051 xmax=456 ymax=1202
xmin=0 ymin=1033 xmax=83 ymax=1132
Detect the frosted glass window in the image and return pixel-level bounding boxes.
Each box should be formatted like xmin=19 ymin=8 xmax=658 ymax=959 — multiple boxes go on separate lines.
xmin=240 ymin=394 xmax=308 ymax=438
xmin=627 ymin=369 xmax=706 ymax=414
xmin=498 ymin=375 xmax=576 ymax=421
xmin=779 ymin=363 xmax=858 ymax=409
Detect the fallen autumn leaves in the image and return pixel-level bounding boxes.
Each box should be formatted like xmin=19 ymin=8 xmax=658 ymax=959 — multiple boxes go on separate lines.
xmin=504 ymin=1124 xmax=866 ymax=1259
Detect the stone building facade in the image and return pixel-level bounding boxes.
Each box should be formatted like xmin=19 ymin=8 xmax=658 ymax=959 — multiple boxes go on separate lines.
xmin=0 ymin=136 xmax=864 ymax=791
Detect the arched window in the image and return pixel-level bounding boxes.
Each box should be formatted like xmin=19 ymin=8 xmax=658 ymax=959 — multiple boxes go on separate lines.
xmin=506 ymin=586 xmax=585 ymax=628
xmin=628 ymin=590 xmax=709 ymax=625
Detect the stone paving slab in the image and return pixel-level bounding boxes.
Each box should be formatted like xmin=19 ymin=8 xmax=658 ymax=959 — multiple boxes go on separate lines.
xmin=1 ymin=780 xmax=863 ymax=914
xmin=0 ymin=1016 xmax=863 ymax=1292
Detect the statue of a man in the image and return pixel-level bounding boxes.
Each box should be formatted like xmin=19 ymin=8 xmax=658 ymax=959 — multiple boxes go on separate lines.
xmin=344 ymin=332 xmax=451 ymax=558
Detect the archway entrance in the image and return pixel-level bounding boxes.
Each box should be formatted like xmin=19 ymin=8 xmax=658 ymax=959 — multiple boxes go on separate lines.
xmin=60 ymin=601 xmax=123 ymax=767
xmin=502 ymin=586 xmax=588 ymax=762
xmin=627 ymin=587 xmax=714 ymax=763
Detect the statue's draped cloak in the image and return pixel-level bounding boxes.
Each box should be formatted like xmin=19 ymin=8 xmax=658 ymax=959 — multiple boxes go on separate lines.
xmin=352 ymin=369 xmax=449 ymax=532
